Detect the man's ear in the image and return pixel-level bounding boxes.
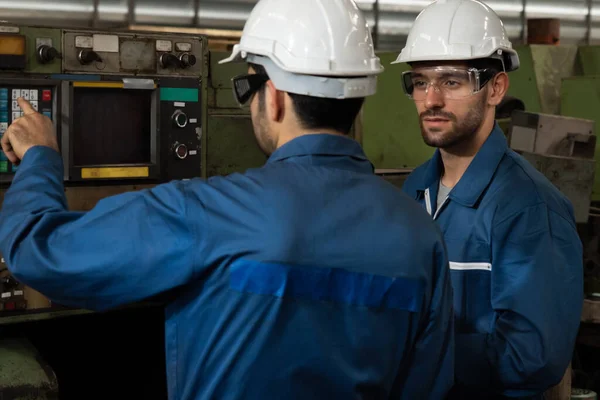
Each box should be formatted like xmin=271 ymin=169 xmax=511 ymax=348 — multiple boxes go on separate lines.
xmin=487 ymin=72 xmax=510 ymax=107
xmin=265 ymin=80 xmax=285 ymax=122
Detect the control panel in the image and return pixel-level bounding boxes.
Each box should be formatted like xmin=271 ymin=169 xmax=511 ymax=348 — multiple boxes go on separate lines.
xmin=0 ymin=26 xmax=206 ymax=185
xmin=0 ymin=82 xmax=57 ymax=181
xmin=0 ymin=26 xmax=62 ymax=74
xmin=62 ymin=30 xmax=204 ymax=77
xmin=159 ymin=81 xmax=202 ymax=180
xmin=0 ymin=257 xmax=27 ymax=312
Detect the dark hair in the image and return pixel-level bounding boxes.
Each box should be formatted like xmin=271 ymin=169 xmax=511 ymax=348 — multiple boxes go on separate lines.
xmin=249 ymin=63 xmax=364 ymax=135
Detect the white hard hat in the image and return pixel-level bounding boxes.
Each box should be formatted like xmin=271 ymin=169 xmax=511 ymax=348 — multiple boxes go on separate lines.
xmin=219 ymin=0 xmax=384 ymax=99
xmin=393 ymin=0 xmax=519 ymax=72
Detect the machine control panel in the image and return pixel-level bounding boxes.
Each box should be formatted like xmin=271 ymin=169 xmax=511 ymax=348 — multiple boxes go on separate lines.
xmin=0 ymin=26 xmax=62 ymax=74
xmin=62 ymin=30 xmax=204 ymax=77
xmin=159 ymin=81 xmax=202 ymax=179
xmin=0 ymin=84 xmax=55 ymax=178
xmin=0 ymin=257 xmax=26 ymax=312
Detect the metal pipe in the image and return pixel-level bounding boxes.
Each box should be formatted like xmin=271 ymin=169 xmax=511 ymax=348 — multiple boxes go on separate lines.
xmin=0 ymin=0 xmax=596 ymax=49
xmin=373 ymin=0 xmax=380 ymax=50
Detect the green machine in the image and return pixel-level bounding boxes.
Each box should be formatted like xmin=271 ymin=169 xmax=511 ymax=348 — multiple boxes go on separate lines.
xmin=205 ymin=51 xmax=267 ymax=177
xmin=204 ymin=50 xmax=364 ymax=178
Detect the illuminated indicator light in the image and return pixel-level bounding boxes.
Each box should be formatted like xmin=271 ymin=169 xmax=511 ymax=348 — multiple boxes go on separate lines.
xmin=0 ymin=161 xmax=8 ymax=173
xmin=0 ymin=35 xmax=25 ymax=55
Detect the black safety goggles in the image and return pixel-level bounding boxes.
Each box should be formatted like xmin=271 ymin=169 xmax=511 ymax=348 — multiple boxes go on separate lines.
xmin=231 ymin=73 xmax=270 ymax=106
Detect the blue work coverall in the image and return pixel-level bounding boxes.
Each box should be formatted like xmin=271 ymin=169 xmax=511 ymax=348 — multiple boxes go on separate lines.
xmin=402 ymin=124 xmax=584 ymax=399
xmin=0 ymin=134 xmax=454 ymax=400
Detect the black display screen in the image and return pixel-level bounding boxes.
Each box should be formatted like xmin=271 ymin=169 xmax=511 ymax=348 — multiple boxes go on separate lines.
xmin=72 ymin=87 xmax=153 ymax=166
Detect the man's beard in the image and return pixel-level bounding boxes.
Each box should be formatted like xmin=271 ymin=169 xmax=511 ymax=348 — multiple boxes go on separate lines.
xmin=419 ymin=98 xmax=486 ymax=150
xmin=252 ymin=92 xmax=277 ymax=156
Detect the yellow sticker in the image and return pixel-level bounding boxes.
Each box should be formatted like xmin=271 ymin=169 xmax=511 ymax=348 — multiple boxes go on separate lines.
xmin=81 ymin=167 xmax=149 ymax=179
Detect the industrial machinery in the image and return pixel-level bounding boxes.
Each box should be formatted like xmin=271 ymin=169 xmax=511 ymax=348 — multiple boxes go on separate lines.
xmin=0 ymin=25 xmax=213 ymax=318
xmin=508 ymin=110 xmax=596 ymax=224
xmin=0 ymin=26 xmax=206 ymax=184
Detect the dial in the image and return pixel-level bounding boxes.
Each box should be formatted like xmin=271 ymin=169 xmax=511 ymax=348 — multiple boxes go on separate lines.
xmin=178 ymin=53 xmax=196 ymax=68
xmin=160 ymin=53 xmax=180 ymax=69
xmin=37 ymin=45 xmax=61 ymax=64
xmin=78 ymin=49 xmax=102 ymax=65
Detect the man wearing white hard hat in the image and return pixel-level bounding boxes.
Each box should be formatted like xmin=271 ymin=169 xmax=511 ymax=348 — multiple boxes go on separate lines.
xmin=398 ymin=0 xmax=583 ymax=399
xmin=0 ymin=0 xmax=454 ymax=398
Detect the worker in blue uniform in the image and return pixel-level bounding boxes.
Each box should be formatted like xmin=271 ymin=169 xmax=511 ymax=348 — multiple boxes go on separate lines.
xmin=395 ymin=0 xmax=584 ymax=399
xmin=0 ymin=0 xmax=455 ymax=398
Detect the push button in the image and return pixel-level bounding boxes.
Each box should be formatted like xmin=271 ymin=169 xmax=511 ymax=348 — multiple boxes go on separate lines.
xmin=0 ymin=100 xmax=7 ymax=110
xmin=42 ymin=111 xmax=52 ymax=119
xmin=0 ymin=152 xmax=7 ymax=161
xmin=0 ymin=112 xmax=7 ymax=123
xmin=0 ymin=161 xmax=8 ymax=173
xmin=0 ymin=123 xmax=7 ymax=133
xmin=42 ymin=90 xmax=51 ymax=101
xmin=31 ymin=101 xmax=38 ymax=111
xmin=12 ymin=112 xmax=20 ymax=121
xmin=30 ymin=90 xmax=38 ymax=101
xmin=12 ymin=101 xmax=19 ymax=111
xmin=0 ymin=89 xmax=7 ymax=101
xmin=11 ymin=90 xmax=19 ymax=100
xmin=20 ymin=90 xmax=29 ymax=100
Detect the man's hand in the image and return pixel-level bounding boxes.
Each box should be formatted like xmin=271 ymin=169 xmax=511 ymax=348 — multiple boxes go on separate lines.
xmin=1 ymin=97 xmax=58 ymax=164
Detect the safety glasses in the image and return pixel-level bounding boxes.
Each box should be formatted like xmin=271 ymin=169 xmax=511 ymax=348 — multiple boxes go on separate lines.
xmin=231 ymin=73 xmax=269 ymax=106
xmin=401 ymin=67 xmax=497 ymax=101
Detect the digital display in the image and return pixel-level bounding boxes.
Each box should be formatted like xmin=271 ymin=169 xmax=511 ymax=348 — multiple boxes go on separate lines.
xmin=0 ymin=35 xmax=25 ymax=56
xmin=72 ymin=87 xmax=152 ymax=166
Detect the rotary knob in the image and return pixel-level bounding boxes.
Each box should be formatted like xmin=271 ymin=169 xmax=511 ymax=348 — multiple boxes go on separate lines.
xmin=160 ymin=53 xmax=180 ymax=69
xmin=175 ymin=143 xmax=188 ymax=160
xmin=78 ymin=49 xmax=102 ymax=65
xmin=178 ymin=53 xmax=196 ymax=68
xmin=173 ymin=110 xmax=188 ymax=128
xmin=37 ymin=45 xmax=62 ymax=64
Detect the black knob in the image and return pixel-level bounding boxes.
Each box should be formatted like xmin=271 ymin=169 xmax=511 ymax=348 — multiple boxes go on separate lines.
xmin=78 ymin=49 xmax=102 ymax=65
xmin=173 ymin=110 xmax=188 ymax=128
xmin=175 ymin=143 xmax=188 ymax=160
xmin=37 ymin=45 xmax=62 ymax=64
xmin=178 ymin=53 xmax=196 ymax=68
xmin=160 ymin=53 xmax=180 ymax=69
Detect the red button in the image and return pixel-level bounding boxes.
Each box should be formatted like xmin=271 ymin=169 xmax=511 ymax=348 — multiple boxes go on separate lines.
xmin=42 ymin=90 xmax=51 ymax=101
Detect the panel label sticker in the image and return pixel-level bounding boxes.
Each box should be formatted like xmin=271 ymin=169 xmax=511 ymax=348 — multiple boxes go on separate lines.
xmin=175 ymin=42 xmax=192 ymax=52
xmin=92 ymin=34 xmax=119 ymax=53
xmin=156 ymin=40 xmax=172 ymax=52
xmin=36 ymin=38 xmax=53 ymax=48
xmin=75 ymin=36 xmax=93 ymax=49
xmin=81 ymin=167 xmax=150 ymax=179
xmin=0 ymin=26 xmax=19 ymax=33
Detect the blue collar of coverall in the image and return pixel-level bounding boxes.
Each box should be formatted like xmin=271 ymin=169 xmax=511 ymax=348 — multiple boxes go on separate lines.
xmin=267 ymin=133 xmax=374 ymax=173
xmin=417 ymin=122 xmax=508 ymax=208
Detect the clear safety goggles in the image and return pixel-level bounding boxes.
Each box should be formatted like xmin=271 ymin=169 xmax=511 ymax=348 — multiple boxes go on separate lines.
xmin=401 ymin=67 xmax=496 ymax=101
